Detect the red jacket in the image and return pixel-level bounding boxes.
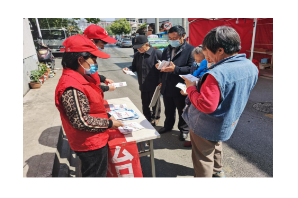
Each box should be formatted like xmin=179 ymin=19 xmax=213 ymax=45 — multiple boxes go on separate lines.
xmin=55 ymin=68 xmax=109 ymax=151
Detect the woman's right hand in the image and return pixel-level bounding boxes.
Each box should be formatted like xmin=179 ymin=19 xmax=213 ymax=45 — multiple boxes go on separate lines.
xmin=108 ymin=85 xmax=116 ymax=92
xmin=180 ymin=90 xmax=188 ymax=96
xmin=111 ymin=120 xmax=124 ymax=129
xmin=155 ymin=62 xmax=160 ymax=69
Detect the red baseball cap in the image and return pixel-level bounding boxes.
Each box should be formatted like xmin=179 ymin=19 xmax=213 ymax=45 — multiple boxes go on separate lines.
xmin=84 ymin=24 xmax=117 ymax=43
xmin=62 ymin=35 xmax=110 ymax=59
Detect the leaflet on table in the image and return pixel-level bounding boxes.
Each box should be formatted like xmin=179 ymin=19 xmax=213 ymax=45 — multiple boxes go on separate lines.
xmin=118 ymin=122 xmax=144 ymax=134
xmin=157 ymin=60 xmax=170 ymax=70
xmin=109 ymin=110 xmax=134 ymax=120
xmin=108 ymin=82 xmax=127 ymax=87
xmin=106 ymin=104 xmax=128 ymax=110
xmin=109 ymin=109 xmax=139 ymax=121
xmin=176 ymin=83 xmax=187 ymax=94
xmin=179 ymin=74 xmax=199 ymax=82
xmin=124 ymin=70 xmax=136 ymax=76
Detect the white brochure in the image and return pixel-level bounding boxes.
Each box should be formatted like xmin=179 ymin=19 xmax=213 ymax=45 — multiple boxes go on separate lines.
xmin=179 ymin=74 xmax=199 ymax=82
xmin=118 ymin=122 xmax=145 ymax=134
xmin=109 ymin=110 xmax=134 ymax=120
xmin=124 ymin=70 xmax=136 ymax=76
xmin=108 ymin=104 xmax=127 ymax=110
xmin=176 ymin=83 xmax=187 ymax=94
xmin=108 ymin=82 xmax=127 ymax=87
xmin=157 ymin=60 xmax=170 ymax=70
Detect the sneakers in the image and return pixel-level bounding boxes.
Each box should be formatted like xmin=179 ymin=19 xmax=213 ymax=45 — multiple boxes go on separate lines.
xmin=179 ymin=132 xmax=188 ymax=141
xmin=212 ymin=171 xmax=225 ymax=178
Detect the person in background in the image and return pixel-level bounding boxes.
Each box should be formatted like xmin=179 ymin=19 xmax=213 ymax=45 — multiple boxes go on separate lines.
xmin=132 ymin=33 xmax=138 ymax=54
xmin=182 ymin=45 xmax=207 ymax=147
xmin=182 ymin=26 xmax=258 ymax=177
xmin=55 ymin=35 xmax=124 ymax=177
xmin=123 ymin=35 xmax=162 ymax=126
xmin=155 ymin=25 xmax=195 ymax=142
xmin=192 ymin=45 xmax=207 ymax=77
xmin=83 ymin=24 xmax=116 ymax=92
xmin=148 ymin=23 xmax=155 ymax=34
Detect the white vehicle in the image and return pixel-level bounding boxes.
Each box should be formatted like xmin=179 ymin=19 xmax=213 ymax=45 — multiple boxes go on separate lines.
xmin=40 ymin=28 xmax=69 ymax=53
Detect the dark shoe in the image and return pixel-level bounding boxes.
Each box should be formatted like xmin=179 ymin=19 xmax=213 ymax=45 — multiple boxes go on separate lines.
xmin=151 ymin=119 xmax=156 ymax=126
xmin=158 ymin=127 xmax=172 ymax=134
xmin=179 ymin=132 xmax=188 ymax=141
xmin=183 ymin=141 xmax=192 ymax=147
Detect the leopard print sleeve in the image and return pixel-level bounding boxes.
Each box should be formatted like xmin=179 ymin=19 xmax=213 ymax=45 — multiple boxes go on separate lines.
xmin=61 ymin=88 xmax=112 ymax=132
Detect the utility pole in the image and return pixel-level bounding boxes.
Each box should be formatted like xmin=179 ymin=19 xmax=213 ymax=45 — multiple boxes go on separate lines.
xmin=155 ymin=18 xmax=159 ymax=34
xmin=182 ymin=18 xmax=187 ymax=36
xmin=250 ymin=18 xmax=258 ymax=61
xmin=35 ymin=18 xmax=43 ymax=44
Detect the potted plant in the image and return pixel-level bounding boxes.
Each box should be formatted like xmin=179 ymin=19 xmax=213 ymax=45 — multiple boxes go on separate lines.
xmin=29 ymin=70 xmax=43 ymax=89
xmin=38 ymin=63 xmax=48 ymax=80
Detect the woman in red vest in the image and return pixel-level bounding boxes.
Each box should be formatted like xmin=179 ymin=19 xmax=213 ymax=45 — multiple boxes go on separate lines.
xmin=55 ymin=35 xmax=124 ymax=177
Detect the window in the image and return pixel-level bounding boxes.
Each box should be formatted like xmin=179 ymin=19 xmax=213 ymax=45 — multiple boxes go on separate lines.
xmin=41 ymin=30 xmax=66 ymax=40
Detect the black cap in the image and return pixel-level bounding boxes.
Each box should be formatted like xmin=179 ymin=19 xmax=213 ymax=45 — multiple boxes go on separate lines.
xmin=133 ymin=35 xmax=148 ymax=49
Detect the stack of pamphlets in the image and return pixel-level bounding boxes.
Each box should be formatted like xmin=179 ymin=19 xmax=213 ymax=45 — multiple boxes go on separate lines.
xmin=105 ymin=104 xmax=128 ymax=111
xmin=118 ymin=122 xmax=145 ymax=134
xmin=108 ymin=82 xmax=127 ymax=87
xmin=109 ymin=109 xmax=139 ymax=121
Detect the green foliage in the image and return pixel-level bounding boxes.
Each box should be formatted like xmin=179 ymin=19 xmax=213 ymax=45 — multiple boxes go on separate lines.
xmin=38 ymin=63 xmax=48 ymax=74
xmin=110 ymin=19 xmax=131 ymax=35
xmin=73 ymin=18 xmax=101 ymax=24
xmin=138 ymin=23 xmax=147 ymax=30
xmin=105 ymin=26 xmax=113 ymax=36
xmin=30 ymin=70 xmax=43 ymax=83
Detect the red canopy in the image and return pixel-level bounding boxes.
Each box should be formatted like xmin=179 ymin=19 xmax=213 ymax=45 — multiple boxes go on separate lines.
xmin=188 ymin=18 xmax=273 ymax=62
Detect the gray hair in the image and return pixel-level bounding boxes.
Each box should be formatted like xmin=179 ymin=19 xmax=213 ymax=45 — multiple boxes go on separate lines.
xmin=202 ymin=26 xmax=241 ymax=55
xmin=191 ymin=45 xmax=205 ymax=58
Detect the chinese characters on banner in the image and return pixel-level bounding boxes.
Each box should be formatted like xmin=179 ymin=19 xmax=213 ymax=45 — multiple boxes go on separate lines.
xmin=104 ymin=100 xmax=143 ymax=177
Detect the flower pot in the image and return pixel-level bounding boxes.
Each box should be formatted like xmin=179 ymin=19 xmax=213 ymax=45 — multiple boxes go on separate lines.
xmin=47 ymin=68 xmax=51 ymax=73
xmin=44 ymin=72 xmax=49 ymax=80
xmin=39 ymin=76 xmax=44 ymax=84
xmin=29 ymin=82 xmax=41 ymax=89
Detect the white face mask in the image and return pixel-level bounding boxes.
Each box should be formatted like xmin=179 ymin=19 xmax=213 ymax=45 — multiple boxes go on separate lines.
xmin=79 ymin=62 xmax=91 ymax=75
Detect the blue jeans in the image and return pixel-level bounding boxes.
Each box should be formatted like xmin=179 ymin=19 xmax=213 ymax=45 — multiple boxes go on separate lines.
xmin=75 ymin=144 xmax=108 ymax=177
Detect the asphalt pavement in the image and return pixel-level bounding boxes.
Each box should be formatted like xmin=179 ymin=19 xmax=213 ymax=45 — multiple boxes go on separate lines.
xmin=62 ymin=44 xmax=273 ymax=177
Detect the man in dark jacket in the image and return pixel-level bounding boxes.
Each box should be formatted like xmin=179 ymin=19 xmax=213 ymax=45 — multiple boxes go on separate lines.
xmin=123 ymin=35 xmax=162 ymax=125
xmin=156 ymin=25 xmax=195 ymax=141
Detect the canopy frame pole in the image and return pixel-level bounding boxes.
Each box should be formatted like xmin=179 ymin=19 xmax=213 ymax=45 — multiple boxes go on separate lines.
xmin=250 ymin=18 xmax=258 ymax=61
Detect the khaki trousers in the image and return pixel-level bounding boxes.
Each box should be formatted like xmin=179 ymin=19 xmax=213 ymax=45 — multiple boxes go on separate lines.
xmin=190 ymin=129 xmax=223 ymax=177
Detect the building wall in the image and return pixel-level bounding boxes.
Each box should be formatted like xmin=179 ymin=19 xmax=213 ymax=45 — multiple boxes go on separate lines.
xmin=168 ymin=18 xmax=189 ymax=38
xmin=23 ymin=18 xmax=39 ymax=96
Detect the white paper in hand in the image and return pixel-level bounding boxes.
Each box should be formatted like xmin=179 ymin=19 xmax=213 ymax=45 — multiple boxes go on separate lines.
xmin=176 ymin=83 xmax=187 ymax=94
xmin=157 ymin=60 xmax=170 ymax=70
xmin=124 ymin=70 xmax=136 ymax=76
xmin=179 ymin=74 xmax=199 ymax=82
xmin=108 ymin=82 xmax=127 ymax=87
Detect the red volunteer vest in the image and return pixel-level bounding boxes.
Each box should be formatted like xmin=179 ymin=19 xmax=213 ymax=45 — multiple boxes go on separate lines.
xmin=55 ymin=68 xmax=109 ymax=151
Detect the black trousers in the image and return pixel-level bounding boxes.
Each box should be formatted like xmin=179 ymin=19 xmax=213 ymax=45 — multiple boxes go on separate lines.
xmin=163 ymin=94 xmax=189 ymax=133
xmin=141 ymin=91 xmax=161 ymax=121
xmin=75 ymin=144 xmax=108 ymax=177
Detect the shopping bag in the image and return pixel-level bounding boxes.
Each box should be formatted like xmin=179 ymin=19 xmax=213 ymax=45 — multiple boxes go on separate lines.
xmin=107 ymin=141 xmax=143 ymax=177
